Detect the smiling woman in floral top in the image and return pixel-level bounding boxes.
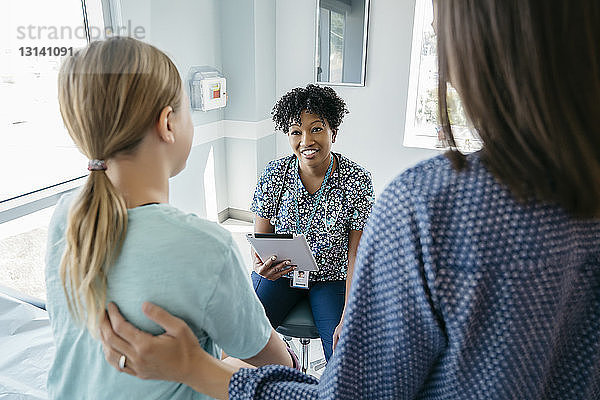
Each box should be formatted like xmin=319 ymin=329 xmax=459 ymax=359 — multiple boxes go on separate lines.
xmin=250 ymin=84 xmax=374 ymax=361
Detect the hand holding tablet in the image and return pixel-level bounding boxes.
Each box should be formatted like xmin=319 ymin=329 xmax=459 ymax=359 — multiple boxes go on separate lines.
xmin=251 ymin=251 xmax=295 ymax=281
xmin=246 ymin=233 xmax=319 ymax=273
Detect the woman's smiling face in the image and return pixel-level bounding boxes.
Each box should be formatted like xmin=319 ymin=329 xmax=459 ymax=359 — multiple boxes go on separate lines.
xmin=287 ymin=110 xmax=336 ymax=169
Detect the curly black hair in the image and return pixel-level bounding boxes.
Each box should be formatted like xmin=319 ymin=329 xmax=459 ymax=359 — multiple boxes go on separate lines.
xmin=271 ymin=84 xmax=349 ymax=133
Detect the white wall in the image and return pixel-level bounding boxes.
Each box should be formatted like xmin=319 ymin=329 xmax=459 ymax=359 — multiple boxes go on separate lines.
xmin=120 ymin=0 xmax=224 ymax=125
xmin=121 ymin=0 xmax=278 ymax=217
xmin=119 ymin=0 xmax=441 ymax=216
xmin=120 ymin=0 xmax=228 ymax=218
xmin=225 ymin=138 xmax=257 ymax=211
xmin=275 ymin=0 xmax=439 ymax=195
xmin=220 ymin=0 xmax=278 ymax=212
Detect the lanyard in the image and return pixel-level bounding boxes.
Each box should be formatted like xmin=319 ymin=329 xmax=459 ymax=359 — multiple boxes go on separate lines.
xmin=269 ymin=157 xmax=293 ymax=227
xmin=294 ymin=154 xmax=334 ymax=235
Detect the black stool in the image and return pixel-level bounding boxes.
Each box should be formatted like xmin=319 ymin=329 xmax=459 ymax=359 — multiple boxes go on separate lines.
xmin=275 ymin=298 xmax=326 ymax=373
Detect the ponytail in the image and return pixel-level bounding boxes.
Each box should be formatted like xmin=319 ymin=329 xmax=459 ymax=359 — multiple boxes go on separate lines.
xmin=60 ymin=171 xmax=127 ymax=335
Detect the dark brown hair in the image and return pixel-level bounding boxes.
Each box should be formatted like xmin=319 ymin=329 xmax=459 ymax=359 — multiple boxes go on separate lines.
xmin=436 ymin=0 xmax=600 ymax=217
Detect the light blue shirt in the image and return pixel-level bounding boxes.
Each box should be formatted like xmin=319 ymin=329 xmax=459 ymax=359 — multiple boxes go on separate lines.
xmin=45 ymin=193 xmax=272 ymax=400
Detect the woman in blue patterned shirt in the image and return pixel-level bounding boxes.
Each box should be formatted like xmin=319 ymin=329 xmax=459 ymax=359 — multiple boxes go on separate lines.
xmin=100 ymin=1 xmax=600 ymax=399
xmin=250 ymin=84 xmax=374 ymax=361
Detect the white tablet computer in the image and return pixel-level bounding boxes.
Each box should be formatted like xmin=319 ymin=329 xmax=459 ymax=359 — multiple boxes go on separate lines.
xmin=246 ymin=233 xmax=319 ymax=272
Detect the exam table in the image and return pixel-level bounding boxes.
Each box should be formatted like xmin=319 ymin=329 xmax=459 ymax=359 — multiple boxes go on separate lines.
xmin=0 ymin=286 xmax=53 ymax=400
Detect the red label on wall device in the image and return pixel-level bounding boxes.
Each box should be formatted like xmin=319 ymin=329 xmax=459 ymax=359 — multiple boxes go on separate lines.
xmin=211 ymin=84 xmax=221 ymax=99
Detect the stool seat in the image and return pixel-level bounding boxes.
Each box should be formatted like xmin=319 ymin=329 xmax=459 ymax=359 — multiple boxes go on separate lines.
xmin=276 ymin=298 xmax=319 ymax=339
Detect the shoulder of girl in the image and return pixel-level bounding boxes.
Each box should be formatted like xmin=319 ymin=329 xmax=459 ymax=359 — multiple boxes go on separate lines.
xmin=144 ymin=206 xmax=231 ymax=245
xmin=46 ymin=192 xmax=77 ymax=239
xmin=57 ymin=191 xmax=77 ymax=219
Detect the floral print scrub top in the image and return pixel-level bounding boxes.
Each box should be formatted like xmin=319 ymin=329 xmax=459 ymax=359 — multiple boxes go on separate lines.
xmin=251 ymin=153 xmax=374 ymax=282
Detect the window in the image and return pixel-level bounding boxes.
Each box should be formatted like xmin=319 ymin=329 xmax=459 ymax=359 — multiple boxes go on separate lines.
xmin=0 ymin=1 xmax=93 ymax=205
xmin=0 ymin=0 xmax=107 ymax=300
xmin=317 ymin=1 xmax=349 ymax=84
xmin=403 ymin=0 xmax=482 ymax=153
xmin=328 ymin=9 xmax=345 ymax=83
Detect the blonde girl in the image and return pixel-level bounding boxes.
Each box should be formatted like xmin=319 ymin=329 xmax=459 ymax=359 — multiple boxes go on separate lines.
xmin=45 ymin=37 xmax=293 ymax=400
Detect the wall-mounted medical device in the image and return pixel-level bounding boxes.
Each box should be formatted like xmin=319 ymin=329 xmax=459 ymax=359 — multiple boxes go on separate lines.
xmin=188 ymin=66 xmax=227 ymax=111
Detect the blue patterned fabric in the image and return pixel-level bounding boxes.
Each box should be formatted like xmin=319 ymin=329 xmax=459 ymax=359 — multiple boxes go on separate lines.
xmin=230 ymin=152 xmax=600 ymax=399
xmin=251 ymin=152 xmax=374 ymax=281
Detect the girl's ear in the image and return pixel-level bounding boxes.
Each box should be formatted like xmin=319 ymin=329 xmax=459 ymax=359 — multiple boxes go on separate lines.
xmin=157 ymin=106 xmax=175 ymax=144
xmin=332 ymin=129 xmax=338 ymax=143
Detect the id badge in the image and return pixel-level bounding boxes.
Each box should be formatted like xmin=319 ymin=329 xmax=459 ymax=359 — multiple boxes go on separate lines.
xmin=291 ymin=270 xmax=309 ymax=289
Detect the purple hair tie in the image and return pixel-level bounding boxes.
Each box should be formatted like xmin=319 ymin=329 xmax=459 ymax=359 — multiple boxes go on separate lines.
xmin=88 ymin=159 xmax=107 ymax=171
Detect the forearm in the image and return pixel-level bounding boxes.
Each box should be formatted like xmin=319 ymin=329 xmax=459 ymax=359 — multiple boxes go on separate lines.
xmin=344 ymin=253 xmax=356 ymax=307
xmin=223 ymin=357 xmax=256 ymax=369
xmin=243 ymin=329 xmax=293 ymax=368
xmin=344 ymin=230 xmax=362 ymax=311
xmin=183 ymin=347 xmax=238 ymax=400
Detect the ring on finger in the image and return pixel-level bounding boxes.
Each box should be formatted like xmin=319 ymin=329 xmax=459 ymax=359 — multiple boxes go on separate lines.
xmin=119 ymin=354 xmax=127 ymax=370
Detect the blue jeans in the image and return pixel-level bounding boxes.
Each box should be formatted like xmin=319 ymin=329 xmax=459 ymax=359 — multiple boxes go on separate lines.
xmin=251 ymin=271 xmax=345 ymax=361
